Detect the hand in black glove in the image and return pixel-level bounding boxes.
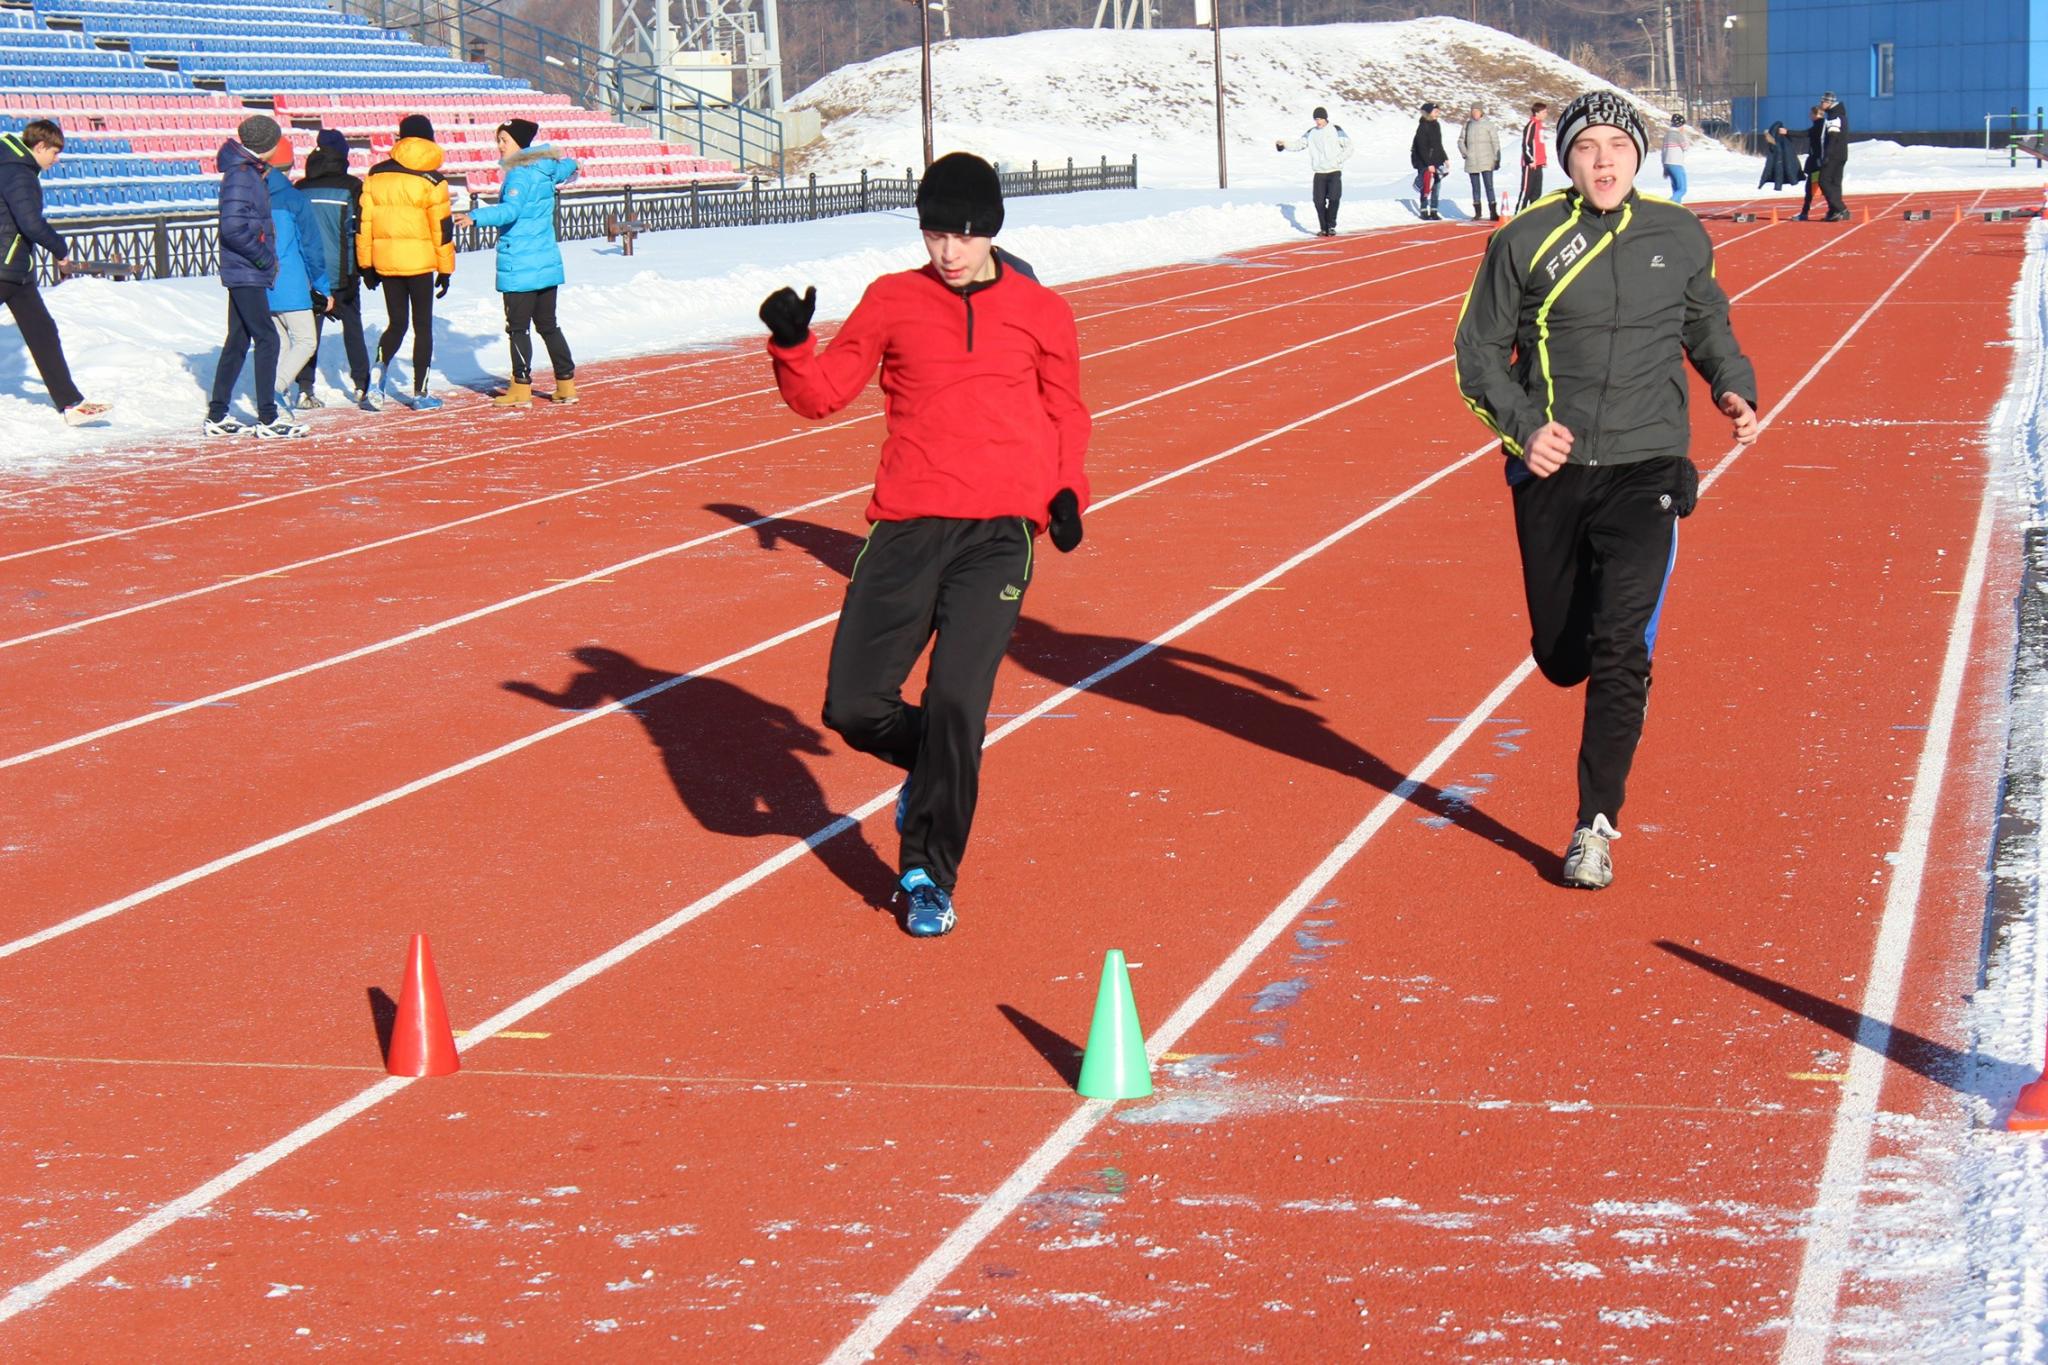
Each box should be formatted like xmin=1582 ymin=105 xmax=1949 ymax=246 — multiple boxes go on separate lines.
xmin=759 ymin=285 xmax=817 ymax=348
xmin=360 ymin=266 xmax=381 ymax=290
xmin=1047 ymin=487 xmax=1083 ymax=553
xmin=434 ymin=273 xmax=452 ymax=299
xmin=310 ymin=289 xmax=330 ymax=316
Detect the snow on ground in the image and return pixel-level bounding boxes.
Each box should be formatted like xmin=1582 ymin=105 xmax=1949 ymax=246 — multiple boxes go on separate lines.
xmin=3 ymin=26 xmax=2048 ymax=1348
xmin=4 ymin=19 xmax=2041 ymax=472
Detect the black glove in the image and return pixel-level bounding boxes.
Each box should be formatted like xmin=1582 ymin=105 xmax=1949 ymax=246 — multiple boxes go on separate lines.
xmin=309 ymin=289 xmax=329 ymax=315
xmin=434 ymin=273 xmax=452 ymax=299
xmin=1047 ymin=487 xmax=1083 ymax=553
xmin=360 ymin=266 xmax=381 ymax=290
xmin=759 ymin=285 xmax=817 ymax=348
xmin=1669 ymin=456 xmax=1700 ymax=518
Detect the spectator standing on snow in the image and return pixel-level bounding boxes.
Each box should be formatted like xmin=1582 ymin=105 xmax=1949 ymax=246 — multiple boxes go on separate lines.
xmin=204 ymin=116 xmax=301 ymax=439
xmin=1815 ymin=91 xmax=1850 ymax=220
xmin=1460 ymin=101 xmax=1503 ymax=222
xmin=1274 ymin=105 xmax=1353 ymax=237
xmin=358 ymin=113 xmax=454 ymax=409
xmin=1518 ymin=100 xmax=1550 ymax=209
xmin=263 ymin=138 xmax=331 ymax=420
xmin=756 ymin=152 xmax=1090 ymax=938
xmin=1411 ymin=102 xmax=1449 ymax=220
xmin=296 ymin=128 xmax=371 ymax=409
xmin=1452 ymin=90 xmax=1759 ymax=891
xmin=1660 ymin=114 xmax=1693 ymax=202
xmin=451 ymin=118 xmax=581 ymax=407
xmin=0 ymin=119 xmax=106 ymax=427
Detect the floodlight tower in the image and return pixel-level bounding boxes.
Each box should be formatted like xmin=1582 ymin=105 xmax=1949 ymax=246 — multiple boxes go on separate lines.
xmin=600 ymin=0 xmax=786 ymax=109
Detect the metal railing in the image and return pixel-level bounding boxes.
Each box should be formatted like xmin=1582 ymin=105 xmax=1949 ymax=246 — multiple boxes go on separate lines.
xmin=31 ymin=157 xmax=1141 ymax=284
xmin=326 ymin=0 xmax=786 ymax=180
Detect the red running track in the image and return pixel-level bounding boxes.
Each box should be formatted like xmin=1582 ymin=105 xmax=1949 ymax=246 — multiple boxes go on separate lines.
xmin=0 ymin=191 xmax=2026 ymax=1360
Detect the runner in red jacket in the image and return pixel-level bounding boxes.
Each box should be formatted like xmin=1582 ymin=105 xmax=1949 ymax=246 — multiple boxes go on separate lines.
xmin=760 ymin=151 xmax=1091 ymax=937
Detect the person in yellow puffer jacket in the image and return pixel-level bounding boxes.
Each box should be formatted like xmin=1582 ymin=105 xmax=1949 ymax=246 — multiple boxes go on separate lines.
xmin=357 ymin=114 xmax=454 ymax=409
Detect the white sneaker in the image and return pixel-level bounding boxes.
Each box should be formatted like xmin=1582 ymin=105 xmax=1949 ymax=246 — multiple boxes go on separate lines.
xmin=250 ymin=418 xmax=309 ymax=439
xmin=296 ymin=387 xmax=327 ymax=410
xmin=201 ymin=416 xmax=244 ymax=437
xmin=61 ymin=401 xmax=111 ymax=427
xmin=1562 ymin=814 xmax=1619 ymax=889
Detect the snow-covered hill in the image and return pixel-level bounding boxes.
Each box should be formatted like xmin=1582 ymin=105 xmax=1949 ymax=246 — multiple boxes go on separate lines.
xmin=789 ymin=18 xmax=1653 ymax=189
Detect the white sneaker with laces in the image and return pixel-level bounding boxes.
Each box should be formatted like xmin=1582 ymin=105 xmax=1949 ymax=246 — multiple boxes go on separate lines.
xmin=61 ymin=401 xmax=111 ymax=427
xmin=201 ymin=416 xmax=243 ymax=437
xmin=1562 ymin=814 xmax=1619 ymax=889
xmin=250 ymin=418 xmax=309 ymax=439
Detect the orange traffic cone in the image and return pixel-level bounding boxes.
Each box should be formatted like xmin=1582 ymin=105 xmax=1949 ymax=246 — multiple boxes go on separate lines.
xmin=1861 ymin=206 xmax=1870 ymax=223
xmin=387 ymin=933 xmax=460 ymax=1077
xmin=2012 ymin=1032 xmax=2048 ymax=1130
xmin=1769 ymin=205 xmax=1778 ymax=223
xmin=1955 ymin=204 xmax=1964 ymax=223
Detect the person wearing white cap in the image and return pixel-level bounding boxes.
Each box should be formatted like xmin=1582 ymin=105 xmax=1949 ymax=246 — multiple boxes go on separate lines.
xmin=1451 ymin=90 xmax=1759 ymax=890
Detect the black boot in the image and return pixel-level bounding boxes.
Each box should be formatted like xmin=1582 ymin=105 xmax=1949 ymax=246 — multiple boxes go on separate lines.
xmin=1489 ymin=202 xmax=1501 ymax=222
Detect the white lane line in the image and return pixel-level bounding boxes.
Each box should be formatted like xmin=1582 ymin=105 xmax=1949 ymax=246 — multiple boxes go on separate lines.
xmin=1777 ymin=216 xmax=1994 ymax=1365
xmin=0 ymin=207 xmax=1917 ymax=1325
xmin=0 ymin=284 xmax=1475 ymax=767
xmin=0 ymin=353 xmax=1456 ymax=958
xmin=0 ymin=427 xmax=1501 ymax=1329
xmin=0 ymin=235 xmax=1468 ymax=567
xmin=0 ymin=234 xmax=1362 ymax=513
xmin=827 ymin=195 xmax=1957 ymax=1365
xmin=0 ymin=256 xmax=1485 ymax=653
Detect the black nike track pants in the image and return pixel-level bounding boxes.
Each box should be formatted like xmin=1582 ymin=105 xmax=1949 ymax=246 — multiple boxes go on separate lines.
xmin=823 ymin=515 xmax=1036 ymax=892
xmin=1510 ymin=458 xmax=1681 ymax=827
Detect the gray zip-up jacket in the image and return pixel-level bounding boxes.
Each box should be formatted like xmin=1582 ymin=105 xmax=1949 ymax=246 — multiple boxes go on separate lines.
xmin=1453 ymin=188 xmax=1757 ymax=467
xmin=1281 ymin=123 xmax=1353 ymax=173
xmin=1459 ymin=117 xmax=1502 ymax=172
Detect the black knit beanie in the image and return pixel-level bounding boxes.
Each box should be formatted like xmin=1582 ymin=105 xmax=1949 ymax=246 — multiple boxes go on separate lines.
xmin=398 ymin=114 xmax=434 ymax=142
xmin=1553 ymin=91 xmax=1647 ymax=168
xmin=498 ymin=118 xmax=539 ymax=149
xmin=916 ymin=152 xmax=1003 ymax=238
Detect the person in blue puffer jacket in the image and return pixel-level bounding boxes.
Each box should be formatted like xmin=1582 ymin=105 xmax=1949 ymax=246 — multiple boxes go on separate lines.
xmin=206 ymin=116 xmax=297 ymax=437
xmin=262 ymin=139 xmax=331 ymax=417
xmin=454 ymin=119 xmax=579 ymax=407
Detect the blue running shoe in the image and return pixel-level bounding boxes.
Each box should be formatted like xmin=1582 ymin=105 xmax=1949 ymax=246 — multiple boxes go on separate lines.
xmin=898 ymin=868 xmax=955 ymax=937
xmin=410 ymin=393 xmax=444 ymax=411
xmin=894 ymin=772 xmax=913 ymax=834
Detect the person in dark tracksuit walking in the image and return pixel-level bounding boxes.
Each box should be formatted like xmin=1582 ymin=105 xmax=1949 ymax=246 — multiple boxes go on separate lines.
xmin=1453 ymin=91 xmax=1759 ymax=889
xmin=1815 ymin=92 xmax=1850 ymax=221
xmin=296 ymin=128 xmax=371 ymax=408
xmin=0 ymin=120 xmax=106 ymax=427
xmin=759 ymin=152 xmax=1091 ymax=937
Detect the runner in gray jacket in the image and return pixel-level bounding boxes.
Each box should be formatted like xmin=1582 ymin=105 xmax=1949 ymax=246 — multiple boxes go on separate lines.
xmin=1452 ymin=90 xmax=1758 ymax=890
xmin=1459 ymin=103 xmax=1503 ymax=221
xmin=1276 ymin=106 xmax=1353 ymax=236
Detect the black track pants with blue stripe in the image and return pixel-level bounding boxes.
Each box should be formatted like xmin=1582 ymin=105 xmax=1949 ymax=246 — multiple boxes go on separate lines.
xmin=823 ymin=515 xmax=1035 ymax=893
xmin=1509 ymin=457 xmax=1682 ymax=828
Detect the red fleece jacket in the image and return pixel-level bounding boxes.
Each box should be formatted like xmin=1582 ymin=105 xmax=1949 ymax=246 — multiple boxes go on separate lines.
xmin=767 ymin=258 xmax=1091 ymax=527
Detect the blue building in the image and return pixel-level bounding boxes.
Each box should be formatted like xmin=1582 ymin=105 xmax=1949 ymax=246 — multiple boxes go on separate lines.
xmin=1726 ymin=0 xmax=2045 ymax=146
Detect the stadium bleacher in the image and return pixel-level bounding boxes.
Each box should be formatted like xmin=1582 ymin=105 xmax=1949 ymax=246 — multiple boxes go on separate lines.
xmin=0 ymin=0 xmax=740 ymax=218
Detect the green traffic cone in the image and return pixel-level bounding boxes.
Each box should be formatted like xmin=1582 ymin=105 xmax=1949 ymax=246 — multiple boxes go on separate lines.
xmin=1076 ymin=949 xmax=1152 ymax=1099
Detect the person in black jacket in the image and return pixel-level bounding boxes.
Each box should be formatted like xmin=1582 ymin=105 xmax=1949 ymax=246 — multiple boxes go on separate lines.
xmin=1815 ymin=91 xmax=1850 ymax=220
xmin=1452 ymin=90 xmax=1759 ymax=890
xmin=1411 ymin=102 xmax=1449 ymax=220
xmin=1759 ymin=120 xmax=1803 ymax=191
xmin=1797 ymin=104 xmax=1826 ymax=219
xmin=295 ymin=128 xmax=370 ymax=408
xmin=0 ymin=120 xmax=106 ymax=427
